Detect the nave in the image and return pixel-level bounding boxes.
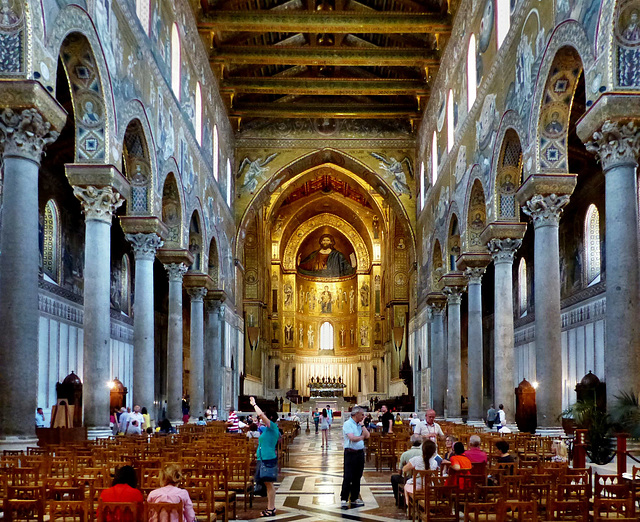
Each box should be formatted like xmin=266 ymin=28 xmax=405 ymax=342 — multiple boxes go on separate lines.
xmin=244 ymin=419 xmax=402 ymax=522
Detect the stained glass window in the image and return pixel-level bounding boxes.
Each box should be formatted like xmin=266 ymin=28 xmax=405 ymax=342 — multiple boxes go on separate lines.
xmin=447 ymin=89 xmax=454 ymax=153
xmin=584 ymin=204 xmax=601 ymax=285
xmin=431 ymin=132 xmax=437 ymax=185
xmin=467 ymin=34 xmax=477 ymax=109
xmin=226 ymin=158 xmax=232 ymax=206
xmin=420 ymin=162 xmax=425 ymax=210
xmin=135 ymin=0 xmax=150 ymax=35
xmin=213 ymin=124 xmax=219 ymax=181
xmin=518 ymin=257 xmax=527 ymax=316
xmin=195 ymin=82 xmax=202 ymax=145
xmin=496 ymin=0 xmax=510 ymax=49
xmin=43 ymin=200 xmax=60 ymax=283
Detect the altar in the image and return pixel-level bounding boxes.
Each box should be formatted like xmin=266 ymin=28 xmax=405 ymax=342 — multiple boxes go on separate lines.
xmin=307 ymin=376 xmax=346 ymax=398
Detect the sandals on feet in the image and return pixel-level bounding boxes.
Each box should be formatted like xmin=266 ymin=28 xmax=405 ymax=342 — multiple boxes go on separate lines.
xmin=261 ymin=508 xmax=276 ymax=517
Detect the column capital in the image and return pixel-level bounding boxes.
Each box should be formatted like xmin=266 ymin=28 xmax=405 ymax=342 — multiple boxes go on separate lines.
xmin=126 ymin=233 xmax=163 ymax=261
xmin=487 ymin=237 xmax=522 ymax=264
xmin=585 ymin=120 xmax=640 ymax=172
xmin=521 ymin=193 xmax=570 ymax=228
xmin=443 ymin=286 xmax=464 ymax=305
xmin=465 ymin=267 xmax=486 ymax=284
xmin=164 ymin=262 xmax=188 ymax=282
xmin=426 ymin=292 xmax=447 ymax=314
xmin=0 ymin=108 xmax=59 ymax=164
xmin=73 ymin=185 xmax=124 ymax=223
xmin=187 ymin=287 xmax=208 ymax=302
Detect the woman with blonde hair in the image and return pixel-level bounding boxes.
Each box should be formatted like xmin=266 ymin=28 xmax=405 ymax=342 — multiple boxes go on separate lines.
xmin=551 ymin=440 xmax=569 ymax=463
xmin=147 ymin=463 xmax=196 ymax=522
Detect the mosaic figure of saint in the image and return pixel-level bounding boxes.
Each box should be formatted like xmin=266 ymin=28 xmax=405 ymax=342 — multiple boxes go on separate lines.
xmin=297 ymin=234 xmax=354 ymax=278
xmin=320 ymin=286 xmax=332 ymax=313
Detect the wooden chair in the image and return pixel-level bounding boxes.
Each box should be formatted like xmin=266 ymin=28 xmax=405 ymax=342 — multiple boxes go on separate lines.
xmin=96 ymin=500 xmax=140 ymax=522
xmin=407 ymin=469 xmax=439 ymax=522
xmin=226 ymin=456 xmax=253 ymax=511
xmin=376 ymin=436 xmax=397 ymax=472
xmin=4 ymin=498 xmax=45 ymax=521
xmin=518 ymin=483 xmax=550 ymax=515
xmin=144 ymin=500 xmax=184 ymax=522
xmin=504 ymin=499 xmax=537 ymax=521
xmin=473 ymin=484 xmax=505 ymax=503
xmin=48 ymin=500 xmax=89 ymax=522
xmin=593 ymin=497 xmax=635 ymax=520
xmin=418 ymin=484 xmax=458 ymax=522
xmin=463 ymin=500 xmax=506 ymax=522
xmin=184 ymin=486 xmax=217 ymax=522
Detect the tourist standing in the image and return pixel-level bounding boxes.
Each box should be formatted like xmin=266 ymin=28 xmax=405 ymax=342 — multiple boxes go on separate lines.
xmin=326 ymin=405 xmax=333 ymax=429
xmin=341 ymin=406 xmax=369 ymax=508
xmin=250 ymin=396 xmax=279 ymax=518
xmin=320 ymin=408 xmax=330 ymax=447
xmin=313 ymin=407 xmax=320 ymax=433
xmin=380 ymin=405 xmax=394 ymax=434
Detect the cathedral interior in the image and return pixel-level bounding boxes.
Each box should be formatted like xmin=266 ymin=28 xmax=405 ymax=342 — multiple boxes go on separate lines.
xmin=1 ymin=0 xmax=639 ymax=446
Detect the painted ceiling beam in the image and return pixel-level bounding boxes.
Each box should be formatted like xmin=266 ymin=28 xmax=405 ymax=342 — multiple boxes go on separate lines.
xmin=229 ymin=102 xmax=421 ymax=118
xmin=210 ymin=46 xmax=440 ymax=67
xmin=198 ymin=11 xmax=452 ymax=34
xmin=221 ymin=77 xmax=429 ymax=95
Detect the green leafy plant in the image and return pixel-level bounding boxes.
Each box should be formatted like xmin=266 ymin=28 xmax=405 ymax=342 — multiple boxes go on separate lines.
xmin=569 ymin=399 xmax=614 ymax=465
xmin=609 ymin=390 xmax=640 ymax=439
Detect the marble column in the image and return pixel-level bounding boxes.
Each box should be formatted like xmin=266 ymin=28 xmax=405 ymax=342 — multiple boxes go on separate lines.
xmin=429 ymin=302 xmax=446 ymax=416
xmin=444 ymin=287 xmax=464 ymax=420
xmin=204 ymin=299 xmax=224 ymax=408
xmin=164 ymin=263 xmax=187 ymax=422
xmin=0 ymin=108 xmax=60 ymax=439
xmin=522 ymin=194 xmax=569 ymax=427
xmin=586 ymin=121 xmax=640 ymax=403
xmin=75 ymin=186 xmax=125 ymax=431
xmin=466 ymin=267 xmax=486 ymax=422
xmin=126 ymin=233 xmax=163 ymax=410
xmin=188 ymin=287 xmax=207 ymax=419
xmin=215 ymin=304 xmax=227 ymax=411
xmin=488 ymin=238 xmax=521 ymax=424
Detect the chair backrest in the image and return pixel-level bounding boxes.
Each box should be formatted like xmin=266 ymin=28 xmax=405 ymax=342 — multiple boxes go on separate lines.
xmin=4 ymin=498 xmax=45 ymax=522
xmin=474 ymin=484 xmax=506 ymax=503
xmin=48 ymin=500 xmax=89 ymax=522
xmin=96 ymin=500 xmax=139 ymax=522
xmin=593 ymin=497 xmax=635 ymax=519
xmin=145 ymin=500 xmax=184 ymax=522
xmin=507 ymin=500 xmax=538 ymax=522
xmin=183 ymin=486 xmax=212 ymax=517
xmin=463 ymin=501 xmax=506 ymax=522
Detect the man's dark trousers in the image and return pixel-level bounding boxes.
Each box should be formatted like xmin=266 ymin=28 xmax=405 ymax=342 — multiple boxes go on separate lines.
xmin=341 ymin=449 xmax=365 ymax=501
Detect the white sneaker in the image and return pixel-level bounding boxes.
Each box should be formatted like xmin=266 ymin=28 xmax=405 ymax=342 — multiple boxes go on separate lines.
xmin=351 ymin=499 xmax=364 ymax=507
xmin=341 ymin=500 xmax=349 ymax=509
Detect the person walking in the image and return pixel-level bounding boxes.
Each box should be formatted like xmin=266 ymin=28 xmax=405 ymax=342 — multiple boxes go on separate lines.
xmin=249 ymin=396 xmax=280 ymax=518
xmin=496 ymin=404 xmax=506 ymax=430
xmin=486 ymin=405 xmax=497 ymax=429
xmin=313 ymin=407 xmax=320 ymax=433
xmin=340 ymin=406 xmax=370 ymax=509
xmin=320 ymin=408 xmax=330 ymax=447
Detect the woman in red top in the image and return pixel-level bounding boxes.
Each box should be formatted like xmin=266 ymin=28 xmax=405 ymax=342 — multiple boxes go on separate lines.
xmin=443 ymin=442 xmax=472 ymax=489
xmin=99 ymin=465 xmax=144 ymax=521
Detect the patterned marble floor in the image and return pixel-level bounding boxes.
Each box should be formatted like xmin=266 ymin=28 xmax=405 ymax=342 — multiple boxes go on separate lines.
xmin=237 ymin=421 xmax=408 ymax=521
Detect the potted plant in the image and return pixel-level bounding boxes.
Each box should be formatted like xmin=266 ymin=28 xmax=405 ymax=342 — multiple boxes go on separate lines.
xmin=569 ymin=399 xmax=614 ymax=465
xmin=609 ymin=390 xmax=640 ymax=439
xmin=560 ymin=407 xmax=575 ymax=435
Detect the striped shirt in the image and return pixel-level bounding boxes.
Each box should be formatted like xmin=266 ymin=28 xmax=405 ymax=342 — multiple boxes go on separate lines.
xmin=228 ymin=411 xmax=239 ymax=432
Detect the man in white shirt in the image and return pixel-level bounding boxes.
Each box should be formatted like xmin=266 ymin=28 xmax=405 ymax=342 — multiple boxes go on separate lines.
xmin=125 ymin=405 xmax=145 ymax=435
xmin=414 ymin=409 xmax=445 ymax=442
xmin=409 ymin=413 xmax=421 ymax=429
xmin=497 ymin=404 xmax=506 ymax=430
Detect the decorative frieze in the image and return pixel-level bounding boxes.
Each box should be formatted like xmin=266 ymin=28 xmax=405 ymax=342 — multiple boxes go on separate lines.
xmin=0 ymin=108 xmax=59 ymax=163
xmin=38 ymin=293 xmax=83 ymax=325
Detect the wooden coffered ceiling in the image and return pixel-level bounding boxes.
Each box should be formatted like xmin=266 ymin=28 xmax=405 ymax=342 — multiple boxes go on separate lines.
xmin=195 ymin=0 xmax=453 ymax=129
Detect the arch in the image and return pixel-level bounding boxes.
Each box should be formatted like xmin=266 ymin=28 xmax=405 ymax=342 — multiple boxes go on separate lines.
xmin=171 ymin=23 xmax=181 ymax=100
xmin=161 ymin=172 xmax=184 ymax=248
xmin=584 ymin=204 xmax=601 ymax=286
xmin=320 ymin=322 xmax=334 ymax=350
xmin=238 ymin=148 xmax=415 ymax=249
xmin=122 ymin=118 xmax=152 ymax=215
xmin=208 ymin=235 xmax=220 ymax=288
xmin=467 ymin=34 xmax=477 ymax=110
xmin=282 ymin=213 xmax=370 ymax=272
xmin=465 ymin=177 xmax=488 ymax=252
xmin=46 ymin=6 xmax=116 ymax=163
xmin=195 ymin=82 xmax=203 ymax=145
xmin=527 ymin=21 xmax=595 ymax=173
xmin=431 ymin=239 xmax=444 ymax=288
xmin=518 ymin=257 xmax=527 ymax=316
xmin=188 ymin=211 xmax=203 ymax=272
xmin=447 ymin=213 xmax=461 ymax=272
xmin=496 ymin=0 xmax=510 ymax=49
xmin=43 ymin=199 xmax=61 ymax=283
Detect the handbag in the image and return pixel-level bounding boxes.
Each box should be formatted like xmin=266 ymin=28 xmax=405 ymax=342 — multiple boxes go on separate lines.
xmin=258 ymin=459 xmax=278 ymax=482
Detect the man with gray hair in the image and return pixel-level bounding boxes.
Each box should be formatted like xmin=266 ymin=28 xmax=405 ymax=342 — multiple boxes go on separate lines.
xmin=414 ymin=409 xmax=445 ymax=442
xmin=341 ymin=406 xmax=370 ymax=508
xmin=390 ymin=434 xmax=423 ymax=506
xmin=465 ymin=434 xmax=488 ymax=463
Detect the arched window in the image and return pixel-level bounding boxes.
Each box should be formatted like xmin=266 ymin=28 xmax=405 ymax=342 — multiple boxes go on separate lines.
xmin=226 ymin=158 xmax=232 ymax=206
xmin=447 ymin=89 xmax=454 ymax=153
xmin=213 ymin=124 xmax=219 ymax=181
xmin=467 ymin=34 xmax=477 ymax=110
xmin=518 ymin=257 xmax=527 ymax=316
xmin=195 ymin=82 xmax=202 ymax=145
xmin=43 ymin=199 xmax=60 ymax=283
xmin=320 ymin=322 xmax=334 ymax=350
xmin=420 ymin=162 xmax=425 ymax=210
xmin=135 ymin=0 xmax=150 ymax=35
xmin=121 ymin=255 xmax=131 ymax=315
xmin=431 ymin=131 xmax=438 ymax=185
xmin=496 ymin=0 xmax=510 ymax=49
xmin=171 ymin=23 xmax=181 ymax=100
xmin=584 ymin=204 xmax=601 ymax=286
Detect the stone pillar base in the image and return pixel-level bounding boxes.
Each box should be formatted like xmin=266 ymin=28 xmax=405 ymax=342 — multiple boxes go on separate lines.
xmin=467 ymin=420 xmax=488 ymax=428
xmin=445 ymin=417 xmax=463 ymax=423
xmin=87 ymin=428 xmax=113 ymax=440
xmin=535 ymin=427 xmax=565 ymax=437
xmin=0 ymin=436 xmax=38 ymax=453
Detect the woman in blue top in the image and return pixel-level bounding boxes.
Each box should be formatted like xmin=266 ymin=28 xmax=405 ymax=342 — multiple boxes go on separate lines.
xmin=249 ymin=396 xmax=280 ymax=517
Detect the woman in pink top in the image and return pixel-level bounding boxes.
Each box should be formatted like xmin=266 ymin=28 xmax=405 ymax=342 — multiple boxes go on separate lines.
xmin=147 ymin=464 xmax=196 ymax=522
